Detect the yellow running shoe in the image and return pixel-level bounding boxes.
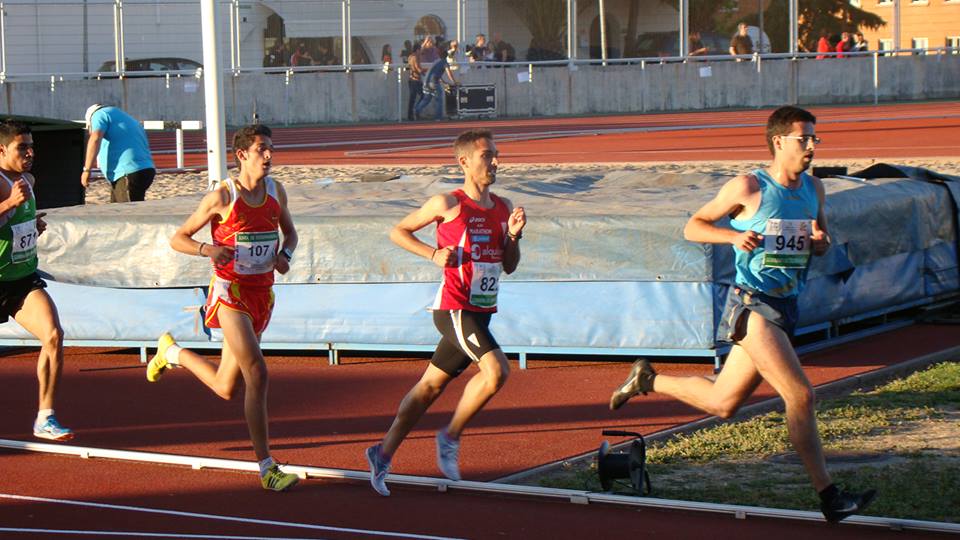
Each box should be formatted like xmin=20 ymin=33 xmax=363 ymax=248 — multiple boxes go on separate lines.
xmin=261 ymin=464 xmax=299 ymax=492
xmin=146 ymin=332 xmax=176 ymax=382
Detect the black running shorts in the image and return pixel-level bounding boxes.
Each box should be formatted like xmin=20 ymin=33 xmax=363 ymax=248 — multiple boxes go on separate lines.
xmin=430 ymin=309 xmax=500 ymax=377
xmin=0 ymin=272 xmax=47 ymax=323
xmin=716 ymin=285 xmax=799 ymax=343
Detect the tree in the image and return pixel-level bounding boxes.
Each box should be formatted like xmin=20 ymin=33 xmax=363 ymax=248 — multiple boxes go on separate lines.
xmin=743 ymin=0 xmax=884 ymax=53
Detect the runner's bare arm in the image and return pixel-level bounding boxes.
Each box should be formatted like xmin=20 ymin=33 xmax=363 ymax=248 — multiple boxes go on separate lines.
xmin=390 ymin=193 xmax=458 ymax=267
xmin=170 ymin=187 xmax=233 ymax=265
xmin=501 ymin=198 xmax=525 ymax=274
xmin=0 ymin=177 xmax=29 ymax=228
xmin=275 ymin=181 xmax=298 ymax=274
xmin=684 ymin=174 xmax=763 ymax=252
xmin=811 ymin=176 xmax=831 ymax=256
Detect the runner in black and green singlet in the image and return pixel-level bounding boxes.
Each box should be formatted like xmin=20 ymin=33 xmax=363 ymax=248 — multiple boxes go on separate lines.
xmin=0 ymin=120 xmax=72 ymax=441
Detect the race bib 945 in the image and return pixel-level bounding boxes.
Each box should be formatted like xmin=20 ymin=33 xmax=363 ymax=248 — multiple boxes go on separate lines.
xmin=762 ymin=219 xmax=811 ymax=268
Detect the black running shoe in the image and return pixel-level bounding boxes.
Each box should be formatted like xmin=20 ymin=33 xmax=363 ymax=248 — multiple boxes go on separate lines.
xmin=609 ymin=359 xmax=657 ymax=411
xmin=821 ymin=487 xmax=876 ymax=523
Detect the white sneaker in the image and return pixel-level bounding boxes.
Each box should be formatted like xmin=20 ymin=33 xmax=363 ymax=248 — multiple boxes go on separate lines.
xmin=33 ymin=415 xmax=74 ymax=442
xmin=435 ymin=431 xmax=461 ymax=481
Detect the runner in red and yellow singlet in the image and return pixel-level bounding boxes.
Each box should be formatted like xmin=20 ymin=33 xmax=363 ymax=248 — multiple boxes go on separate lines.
xmin=145 ymin=124 xmax=300 ymax=492
xmin=365 ymin=129 xmax=527 ymax=496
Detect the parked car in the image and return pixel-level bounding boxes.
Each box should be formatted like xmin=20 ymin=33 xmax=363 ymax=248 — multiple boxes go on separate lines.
xmin=633 ymin=31 xmax=730 ymax=58
xmin=96 ymin=57 xmax=202 ymax=75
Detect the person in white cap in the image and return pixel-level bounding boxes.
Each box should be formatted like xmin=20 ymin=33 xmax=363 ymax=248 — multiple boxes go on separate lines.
xmin=81 ymin=104 xmax=156 ymax=203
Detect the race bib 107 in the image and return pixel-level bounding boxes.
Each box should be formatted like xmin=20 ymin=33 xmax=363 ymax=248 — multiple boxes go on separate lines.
xmin=234 ymin=231 xmax=279 ymax=275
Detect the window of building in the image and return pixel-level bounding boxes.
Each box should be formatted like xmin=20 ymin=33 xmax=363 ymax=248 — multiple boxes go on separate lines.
xmin=878 ymin=38 xmax=894 ymax=56
xmin=911 ymin=37 xmax=929 ymax=55
xmin=909 ymin=0 xmax=928 ymax=4
xmin=947 ymin=36 xmax=960 ymax=54
xmin=877 ymin=0 xmax=892 ymax=5
xmin=415 ymin=15 xmax=447 ymax=42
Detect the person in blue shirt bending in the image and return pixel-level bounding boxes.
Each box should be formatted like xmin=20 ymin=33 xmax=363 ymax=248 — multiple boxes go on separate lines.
xmin=414 ymin=41 xmax=459 ymax=121
xmin=609 ymin=106 xmax=876 ymax=524
xmin=80 ymin=104 xmax=156 ymax=203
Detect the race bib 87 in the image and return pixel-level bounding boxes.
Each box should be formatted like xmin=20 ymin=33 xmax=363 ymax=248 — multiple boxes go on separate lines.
xmin=10 ymin=218 xmax=38 ymax=263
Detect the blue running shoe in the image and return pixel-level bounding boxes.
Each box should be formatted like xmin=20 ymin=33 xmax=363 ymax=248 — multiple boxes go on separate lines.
xmin=436 ymin=430 xmax=461 ymax=481
xmin=365 ymin=444 xmax=391 ymax=496
xmin=33 ymin=415 xmax=74 ymax=442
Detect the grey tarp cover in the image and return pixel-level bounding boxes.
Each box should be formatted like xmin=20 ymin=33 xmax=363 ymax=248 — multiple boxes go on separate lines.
xmin=7 ymin=166 xmax=956 ymax=351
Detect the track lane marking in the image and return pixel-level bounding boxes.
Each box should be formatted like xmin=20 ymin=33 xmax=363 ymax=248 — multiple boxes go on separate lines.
xmin=0 ymin=493 xmax=463 ymax=540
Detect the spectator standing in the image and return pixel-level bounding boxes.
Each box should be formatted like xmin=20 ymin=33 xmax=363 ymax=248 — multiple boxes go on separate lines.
xmin=81 ymin=104 xmax=156 ymax=203
xmin=400 ymin=40 xmax=413 ymax=64
xmin=418 ymin=36 xmax=440 ymax=64
xmin=852 ymin=32 xmax=868 ymax=53
xmin=836 ymin=32 xmax=852 ymax=59
xmin=263 ymin=41 xmax=287 ymax=68
xmin=407 ymin=43 xmax=424 ymax=121
xmin=816 ymin=32 xmax=832 ymax=59
xmin=491 ymin=33 xmax=516 ymax=63
xmin=381 ymin=44 xmax=393 ymax=65
xmin=290 ymin=43 xmax=314 ymax=67
xmin=469 ymin=34 xmax=489 ymax=62
xmin=729 ymin=23 xmax=754 ymax=60
xmin=689 ymin=31 xmax=709 ymax=56
xmin=316 ymin=44 xmax=337 ymax=66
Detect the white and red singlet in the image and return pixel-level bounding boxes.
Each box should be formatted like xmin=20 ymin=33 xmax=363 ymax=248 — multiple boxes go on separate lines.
xmin=431 ymin=189 xmax=511 ymax=313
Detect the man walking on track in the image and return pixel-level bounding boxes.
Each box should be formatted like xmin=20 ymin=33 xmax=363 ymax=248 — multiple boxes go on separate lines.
xmin=0 ymin=120 xmax=72 ymax=442
xmin=366 ymin=129 xmax=526 ymax=496
xmin=145 ymin=124 xmax=300 ymax=492
xmin=609 ymin=106 xmax=876 ymax=523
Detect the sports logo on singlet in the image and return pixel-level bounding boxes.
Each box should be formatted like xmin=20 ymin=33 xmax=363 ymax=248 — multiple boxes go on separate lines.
xmin=762 ymin=219 xmax=811 ymax=268
xmin=466 ymin=215 xmax=502 ymax=308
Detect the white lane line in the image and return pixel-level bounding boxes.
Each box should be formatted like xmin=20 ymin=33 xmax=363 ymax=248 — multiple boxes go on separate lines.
xmin=0 ymin=529 xmax=327 ymax=539
xmin=0 ymin=494 xmax=463 ymax=540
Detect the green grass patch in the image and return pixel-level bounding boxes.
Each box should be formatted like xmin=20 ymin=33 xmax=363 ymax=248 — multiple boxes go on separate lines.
xmin=533 ymin=361 xmax=960 ymax=522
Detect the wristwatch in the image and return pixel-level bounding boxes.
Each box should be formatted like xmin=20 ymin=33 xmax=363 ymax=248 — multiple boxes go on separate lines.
xmin=280 ymin=248 xmax=293 ymax=262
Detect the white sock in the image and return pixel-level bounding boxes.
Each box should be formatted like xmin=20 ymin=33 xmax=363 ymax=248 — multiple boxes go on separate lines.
xmin=165 ymin=345 xmax=182 ymax=366
xmin=258 ymin=456 xmax=276 ymax=477
xmin=36 ymin=409 xmax=54 ymax=424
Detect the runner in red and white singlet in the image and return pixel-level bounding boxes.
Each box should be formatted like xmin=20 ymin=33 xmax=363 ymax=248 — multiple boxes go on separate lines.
xmin=145 ymin=124 xmax=300 ymax=492
xmin=211 ymin=176 xmax=281 ymax=287
xmin=366 ymin=129 xmax=527 ymax=496
xmin=432 ymin=188 xmax=511 ymax=313
xmin=204 ymin=176 xmax=282 ymax=334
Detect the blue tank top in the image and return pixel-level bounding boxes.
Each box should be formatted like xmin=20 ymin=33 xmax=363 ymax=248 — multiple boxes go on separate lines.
xmin=729 ymin=169 xmax=820 ymax=298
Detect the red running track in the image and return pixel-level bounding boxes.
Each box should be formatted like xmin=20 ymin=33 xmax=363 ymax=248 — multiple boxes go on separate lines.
xmin=148 ymin=102 xmax=960 ymax=168
xmin=7 ymin=104 xmax=959 ymax=536
xmin=0 ymin=324 xmax=958 ymax=538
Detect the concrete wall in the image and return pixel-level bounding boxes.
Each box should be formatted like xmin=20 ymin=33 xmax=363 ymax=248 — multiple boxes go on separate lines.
xmin=2 ymin=55 xmax=957 ymax=125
